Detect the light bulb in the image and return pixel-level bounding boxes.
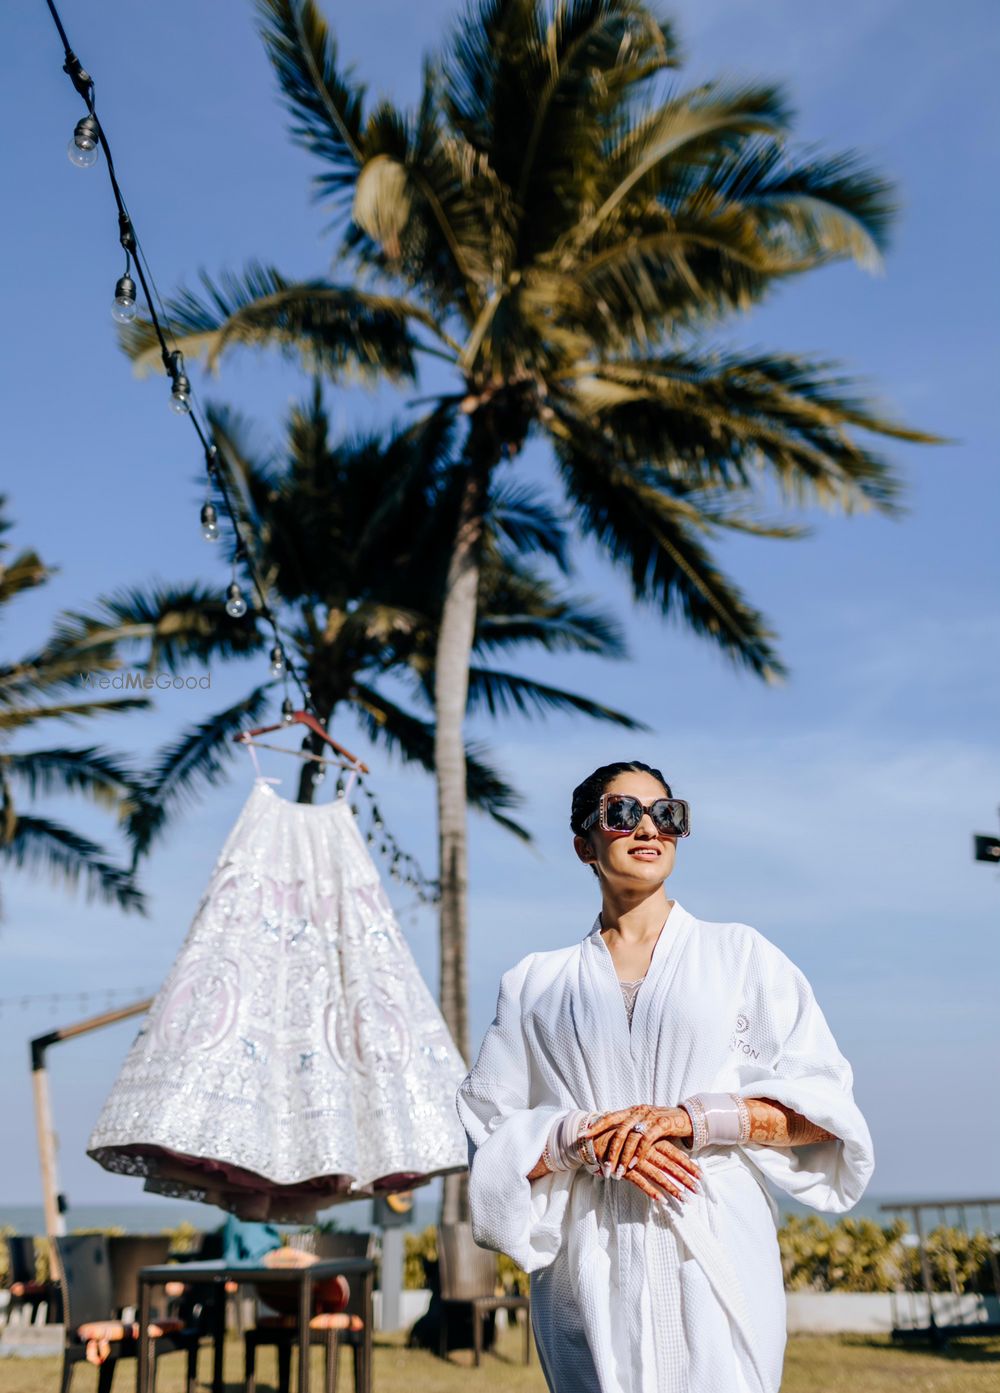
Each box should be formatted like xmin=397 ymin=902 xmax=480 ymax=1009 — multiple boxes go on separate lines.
xmin=170 ymin=373 xmax=192 ymax=415
xmin=225 ymin=581 xmax=247 ymax=618
xmin=111 ymin=274 xmax=137 ymax=323
xmin=268 ymin=644 xmax=284 ymax=676
xmin=200 ymin=502 xmax=220 ymax=541
xmin=281 ymin=697 xmax=295 ymax=723
xmin=68 ymin=116 xmax=99 ymax=168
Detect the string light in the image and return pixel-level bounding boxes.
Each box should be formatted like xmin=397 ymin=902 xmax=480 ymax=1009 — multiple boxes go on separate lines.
xmin=200 ymin=501 xmax=220 ymax=541
xmin=166 ymin=350 xmax=192 ymax=414
xmin=41 ymin=0 xmax=437 ymax=901
xmin=225 ymin=579 xmax=248 ymax=619
xmin=111 ymin=272 xmax=137 ymax=323
xmin=67 ymin=113 xmax=99 ymax=167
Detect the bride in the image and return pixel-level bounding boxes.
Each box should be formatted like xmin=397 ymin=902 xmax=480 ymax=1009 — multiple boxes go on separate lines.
xmin=457 ymin=760 xmax=873 ymax=1393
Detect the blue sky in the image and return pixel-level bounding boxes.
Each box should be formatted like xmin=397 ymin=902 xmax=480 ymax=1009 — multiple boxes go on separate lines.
xmin=1 ymin=0 xmax=998 ymax=1211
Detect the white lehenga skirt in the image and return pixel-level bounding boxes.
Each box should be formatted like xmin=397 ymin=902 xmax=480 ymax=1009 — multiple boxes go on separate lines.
xmin=88 ymin=780 xmax=468 ymax=1220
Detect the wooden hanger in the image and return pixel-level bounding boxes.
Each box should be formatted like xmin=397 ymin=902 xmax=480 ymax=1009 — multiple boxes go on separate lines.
xmin=234 ymin=709 xmax=369 ymax=774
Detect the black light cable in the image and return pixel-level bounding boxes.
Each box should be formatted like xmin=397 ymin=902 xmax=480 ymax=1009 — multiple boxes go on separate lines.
xmin=43 ymin=0 xmax=313 ymax=714
xmin=40 ymin=0 xmax=437 ymax=899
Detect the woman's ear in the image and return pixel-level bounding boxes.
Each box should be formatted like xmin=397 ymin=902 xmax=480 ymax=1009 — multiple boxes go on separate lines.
xmin=573 ymin=833 xmax=595 ymax=865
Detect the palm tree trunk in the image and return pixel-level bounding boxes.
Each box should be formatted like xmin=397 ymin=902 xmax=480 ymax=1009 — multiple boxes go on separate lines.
xmin=435 ymin=429 xmax=495 ymax=1226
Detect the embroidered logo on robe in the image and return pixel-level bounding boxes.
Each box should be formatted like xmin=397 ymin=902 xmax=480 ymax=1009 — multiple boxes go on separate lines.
xmin=729 ymin=1012 xmax=760 ymax=1059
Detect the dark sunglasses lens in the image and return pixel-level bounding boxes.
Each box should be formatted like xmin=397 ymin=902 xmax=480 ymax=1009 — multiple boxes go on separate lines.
xmin=650 ymin=800 xmax=687 ymax=835
xmin=604 ymin=795 xmax=642 ymax=831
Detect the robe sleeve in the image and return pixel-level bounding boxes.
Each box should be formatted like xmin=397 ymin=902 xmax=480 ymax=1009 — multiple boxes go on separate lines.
xmin=736 ymin=936 xmax=874 ymax=1213
xmin=455 ymin=961 xmax=577 ymax=1271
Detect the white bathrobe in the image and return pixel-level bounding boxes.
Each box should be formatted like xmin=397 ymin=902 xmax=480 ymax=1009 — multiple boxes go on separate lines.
xmin=455 ymin=903 xmax=873 ymax=1393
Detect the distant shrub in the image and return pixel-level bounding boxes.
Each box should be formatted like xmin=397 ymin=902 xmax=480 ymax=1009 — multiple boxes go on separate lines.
xmin=777 ymin=1215 xmax=995 ymax=1293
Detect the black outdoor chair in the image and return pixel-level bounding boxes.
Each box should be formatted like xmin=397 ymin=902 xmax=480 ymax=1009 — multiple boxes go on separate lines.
xmin=3 ymin=1235 xmax=60 ymax=1325
xmin=437 ymin=1222 xmax=530 ymax=1366
xmin=165 ymin=1226 xmax=234 ymax=1325
xmin=244 ymin=1230 xmax=374 ymax=1393
xmin=56 ymin=1233 xmax=199 ymax=1393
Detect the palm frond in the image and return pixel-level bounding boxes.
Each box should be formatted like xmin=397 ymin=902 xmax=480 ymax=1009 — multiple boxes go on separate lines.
xmin=576 ymin=80 xmax=790 ymax=245
xmin=3 ymin=747 xmax=139 ymax=812
xmin=487 ymin=480 xmax=570 ymax=571
xmin=701 ymin=138 xmax=896 ymax=271
xmin=351 ymin=681 xmax=529 ymax=838
xmin=345 ymin=74 xmax=501 ymax=321
xmin=554 ymin=421 xmax=787 ymax=679
xmin=257 ymin=0 xmax=366 ymax=202
xmin=1 ymin=815 xmax=145 ymax=914
xmin=0 ymin=550 xmax=51 ymax=607
xmin=466 ymin=666 xmax=646 ymax=728
xmin=126 ymin=686 xmax=274 ymax=861
xmin=0 ymin=696 xmax=149 ymax=733
xmin=473 ymin=562 xmax=628 ymax=657
xmin=563 ymin=348 xmax=943 ymax=513
xmin=120 ymin=264 xmax=426 ymax=381
xmin=53 ymin=585 xmax=266 ymax=673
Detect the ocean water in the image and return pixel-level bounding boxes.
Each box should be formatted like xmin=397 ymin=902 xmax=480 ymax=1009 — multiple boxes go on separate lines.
xmin=1 ymin=1190 xmax=917 ymax=1240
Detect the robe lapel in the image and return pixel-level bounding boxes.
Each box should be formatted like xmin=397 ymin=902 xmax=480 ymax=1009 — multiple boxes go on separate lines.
xmin=628 ymin=902 xmax=693 ymax=1092
xmin=576 ymin=920 xmax=637 ymax=1106
xmin=575 ymin=902 xmax=695 ymax=1109
xmin=571 ymin=905 xmax=771 ymax=1389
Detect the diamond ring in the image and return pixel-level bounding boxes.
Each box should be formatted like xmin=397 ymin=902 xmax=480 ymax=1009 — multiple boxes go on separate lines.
xmin=631 ymin=1121 xmax=648 ymax=1135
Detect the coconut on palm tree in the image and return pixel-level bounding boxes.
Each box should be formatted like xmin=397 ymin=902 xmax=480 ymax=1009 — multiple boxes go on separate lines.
xmin=59 ymin=386 xmax=643 ymax=865
xmin=0 ymin=501 xmax=147 ymax=915
xmin=121 ymin=0 xmax=940 ymax=1218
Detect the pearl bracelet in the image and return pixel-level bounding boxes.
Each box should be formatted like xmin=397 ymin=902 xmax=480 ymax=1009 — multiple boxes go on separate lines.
xmin=680 ymin=1093 xmax=752 ymax=1152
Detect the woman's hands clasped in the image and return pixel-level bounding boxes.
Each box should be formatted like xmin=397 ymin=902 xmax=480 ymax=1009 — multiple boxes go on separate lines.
xmin=580 ymin=1105 xmax=700 ymax=1205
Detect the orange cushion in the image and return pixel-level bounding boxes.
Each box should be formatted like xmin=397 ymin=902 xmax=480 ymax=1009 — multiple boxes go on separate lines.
xmin=78 ymin=1321 xmax=127 ymax=1343
xmin=10 ymin=1282 xmax=44 ymax=1298
xmin=78 ymin=1323 xmax=127 ymax=1367
xmin=78 ymin=1318 xmax=185 ymax=1364
xmin=146 ymin=1320 xmax=185 ymax=1337
xmin=309 ymin=1313 xmax=364 ymax=1332
xmin=254 ymin=1312 xmax=364 ymax=1333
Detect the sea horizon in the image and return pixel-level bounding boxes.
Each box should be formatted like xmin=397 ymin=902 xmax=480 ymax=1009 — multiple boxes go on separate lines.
xmin=1 ymin=1191 xmax=979 ymax=1240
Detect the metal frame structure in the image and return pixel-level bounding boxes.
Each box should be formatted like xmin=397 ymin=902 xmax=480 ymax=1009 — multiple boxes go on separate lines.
xmin=881 ymin=1197 xmax=1000 ymax=1344
xmin=29 ymin=998 xmax=153 ymax=1281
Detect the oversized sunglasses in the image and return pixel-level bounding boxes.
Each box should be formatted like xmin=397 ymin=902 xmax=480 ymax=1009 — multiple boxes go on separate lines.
xmin=582 ymin=793 xmax=691 ymax=838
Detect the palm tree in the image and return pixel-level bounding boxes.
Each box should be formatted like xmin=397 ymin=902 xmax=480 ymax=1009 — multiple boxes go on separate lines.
xmin=59 ymin=386 xmax=642 ymax=864
xmin=0 ymin=501 xmax=147 ymax=915
xmin=123 ymin=0 xmax=940 ymax=1218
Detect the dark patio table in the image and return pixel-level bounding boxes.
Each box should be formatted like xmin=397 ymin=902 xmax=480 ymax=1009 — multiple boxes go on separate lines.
xmin=135 ymin=1256 xmax=375 ymax=1393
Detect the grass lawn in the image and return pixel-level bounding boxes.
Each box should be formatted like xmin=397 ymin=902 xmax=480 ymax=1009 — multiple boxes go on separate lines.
xmin=0 ymin=1327 xmax=996 ymax=1391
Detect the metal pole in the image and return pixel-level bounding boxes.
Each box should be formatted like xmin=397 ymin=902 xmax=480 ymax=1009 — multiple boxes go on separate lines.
xmin=380 ymin=1227 xmax=404 ymax=1331
xmin=29 ymin=998 xmax=153 ymax=1281
xmin=29 ymin=1052 xmax=65 ymax=1282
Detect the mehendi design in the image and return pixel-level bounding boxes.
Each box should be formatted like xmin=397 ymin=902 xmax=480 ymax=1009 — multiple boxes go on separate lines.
xmin=747 ymin=1098 xmax=835 ymax=1147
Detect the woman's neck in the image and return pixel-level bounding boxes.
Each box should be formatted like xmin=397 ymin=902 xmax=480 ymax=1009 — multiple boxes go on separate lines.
xmin=599 ymin=887 xmax=673 ymax=944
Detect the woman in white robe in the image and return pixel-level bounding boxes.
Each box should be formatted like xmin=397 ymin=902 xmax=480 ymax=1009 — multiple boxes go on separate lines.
xmin=456 ymin=760 xmax=873 ymax=1393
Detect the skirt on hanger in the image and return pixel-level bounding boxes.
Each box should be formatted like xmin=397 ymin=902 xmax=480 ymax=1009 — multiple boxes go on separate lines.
xmin=88 ymin=779 xmax=468 ymax=1221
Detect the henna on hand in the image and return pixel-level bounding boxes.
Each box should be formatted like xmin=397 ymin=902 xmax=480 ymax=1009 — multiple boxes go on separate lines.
xmin=527 ymin=1152 xmax=551 ymax=1181
xmin=581 ymin=1105 xmax=700 ymax=1186
xmin=747 ymin=1098 xmax=835 ymax=1147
